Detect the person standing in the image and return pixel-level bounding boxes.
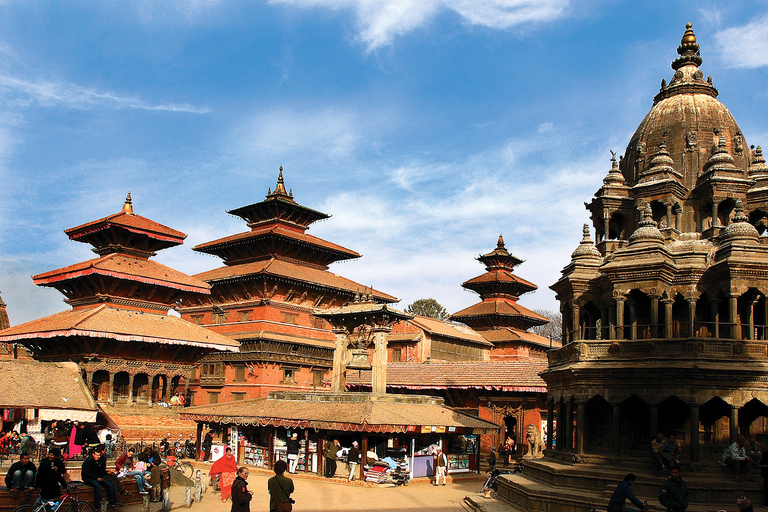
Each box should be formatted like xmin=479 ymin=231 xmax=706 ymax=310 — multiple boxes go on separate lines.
xmin=434 ymin=447 xmax=448 ymax=486
xmin=202 ymin=430 xmax=213 ymax=462
xmin=209 ymin=446 xmax=238 ymax=502
xmin=347 ymin=441 xmax=360 ymax=482
xmin=34 ymin=447 xmax=68 ymax=507
xmin=608 ymin=473 xmax=646 ymax=512
xmin=268 ymin=460 xmax=294 ymax=512
xmin=230 ymin=466 xmax=252 ymax=512
xmin=4 ymin=453 xmax=36 ymax=498
xmin=323 ymin=439 xmax=336 ymax=478
xmin=286 ymin=433 xmax=300 ymax=474
xmin=659 ymin=466 xmax=688 ymax=512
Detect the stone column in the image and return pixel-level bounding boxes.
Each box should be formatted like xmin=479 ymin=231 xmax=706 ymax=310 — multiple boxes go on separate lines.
xmin=571 ymin=304 xmax=581 ymax=342
xmin=108 ymin=373 xmax=115 ymax=404
xmin=163 ymin=375 xmax=172 ymax=402
xmin=331 ymin=329 xmax=348 ymax=392
xmin=689 ymin=403 xmax=700 ymax=463
xmin=604 ymin=212 xmax=610 ymax=241
xmin=663 ymin=299 xmax=674 ymax=339
xmin=687 ymin=297 xmax=697 ymax=338
xmin=711 ymin=300 xmax=720 ymax=338
xmin=575 ymin=402 xmax=586 ymax=455
xmin=85 ymin=371 xmax=94 ymax=395
xmin=565 ymin=400 xmax=574 ymax=453
xmin=729 ymin=294 xmax=739 ymax=339
xmin=747 ymin=298 xmax=757 ymax=340
xmin=649 ymin=404 xmax=659 ymax=441
xmin=615 ymin=297 xmax=625 ymax=340
xmin=629 ymin=300 xmax=637 ymax=340
xmin=561 ymin=307 xmax=568 ymax=344
xmin=650 ymin=295 xmax=660 ymax=338
xmin=371 ymin=326 xmax=392 ymax=395
xmin=546 ymin=400 xmax=555 ymax=451
xmin=611 ymin=403 xmax=621 ymax=458
xmin=712 ymin=201 xmax=720 ymax=227
xmin=730 ymin=406 xmax=739 ymax=443
xmin=128 ymin=374 xmax=135 ymax=404
xmin=148 ymin=375 xmax=154 ymax=406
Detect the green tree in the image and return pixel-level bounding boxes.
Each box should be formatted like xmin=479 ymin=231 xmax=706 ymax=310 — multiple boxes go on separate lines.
xmin=531 ymin=309 xmax=562 ymax=341
xmin=405 ymin=298 xmax=449 ymax=320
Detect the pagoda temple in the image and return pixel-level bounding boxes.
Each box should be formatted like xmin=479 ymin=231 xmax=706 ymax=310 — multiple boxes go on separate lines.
xmin=178 ymin=168 xmax=398 ymax=405
xmin=451 ymin=235 xmax=552 ymax=359
xmin=0 ymin=194 xmax=238 ymax=407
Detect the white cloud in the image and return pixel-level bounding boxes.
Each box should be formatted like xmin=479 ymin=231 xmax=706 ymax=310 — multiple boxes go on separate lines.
xmin=714 ymin=14 xmax=768 ymax=69
xmin=270 ymin=0 xmax=570 ymax=50
xmin=0 ymin=75 xmax=211 ymax=113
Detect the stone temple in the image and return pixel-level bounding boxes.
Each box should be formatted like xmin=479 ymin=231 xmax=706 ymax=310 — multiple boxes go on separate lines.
xmin=499 ymin=24 xmax=768 ymax=511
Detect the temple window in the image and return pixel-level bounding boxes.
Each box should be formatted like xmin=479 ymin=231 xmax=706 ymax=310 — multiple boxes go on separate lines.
xmin=232 ymin=392 xmax=245 ymax=401
xmin=282 ymin=367 xmax=296 ymax=384
xmin=392 ymin=348 xmax=402 ymax=362
xmin=239 ymin=310 xmax=252 ymax=322
xmin=312 ymin=370 xmax=323 ymax=388
xmin=282 ymin=312 xmax=297 ymax=325
xmin=234 ymin=365 xmax=246 ymax=382
xmin=207 ymin=392 xmax=220 ymax=404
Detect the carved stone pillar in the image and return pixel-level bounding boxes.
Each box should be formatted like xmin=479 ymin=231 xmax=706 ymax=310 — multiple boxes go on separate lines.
xmin=712 ymin=201 xmax=720 ymax=227
xmin=689 ymin=403 xmax=700 ymax=463
xmin=629 ymin=300 xmax=637 ymax=340
xmin=687 ymin=296 xmax=697 ymax=337
xmin=565 ymin=400 xmax=574 ymax=453
xmin=128 ymin=374 xmax=136 ymax=404
xmin=729 ymin=294 xmax=739 ymax=339
xmin=371 ymin=326 xmax=392 ymax=395
xmin=711 ymin=300 xmax=720 ymax=338
xmin=650 ymin=295 xmax=660 ymax=338
xmin=571 ymin=304 xmax=581 ymax=342
xmin=331 ymin=329 xmax=348 ymax=392
xmin=604 ymin=212 xmax=610 ymax=241
xmin=615 ymin=297 xmax=626 ymax=340
xmin=611 ymin=403 xmax=621 ymax=458
xmin=546 ymin=400 xmax=555 ymax=451
xmin=663 ymin=299 xmax=674 ymax=339
xmin=730 ymin=406 xmax=739 ymax=443
xmin=575 ymin=402 xmax=586 ymax=455
xmin=747 ymin=298 xmax=757 ymax=340
xmin=108 ymin=373 xmax=115 ymax=404
xmin=665 ymin=203 xmax=673 ymax=228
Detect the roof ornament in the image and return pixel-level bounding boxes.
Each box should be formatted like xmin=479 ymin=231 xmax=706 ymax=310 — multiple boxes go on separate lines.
xmin=603 ymin=150 xmax=626 ymax=186
xmin=721 ymin=199 xmax=760 ymax=243
xmin=497 ymin=234 xmax=505 ymax=249
xmin=672 ymin=23 xmax=702 ymax=70
xmin=120 ymin=192 xmax=134 ymax=215
xmin=267 ymin=165 xmax=292 ymax=200
xmin=571 ymin=223 xmax=601 ymax=260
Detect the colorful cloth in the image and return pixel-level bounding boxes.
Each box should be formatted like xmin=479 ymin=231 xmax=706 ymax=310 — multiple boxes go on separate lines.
xmin=68 ymin=428 xmax=82 ymax=458
xmin=210 ymin=454 xmax=238 ymax=501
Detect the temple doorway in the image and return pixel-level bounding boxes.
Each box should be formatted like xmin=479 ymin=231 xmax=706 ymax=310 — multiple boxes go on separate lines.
xmin=504 ymin=415 xmax=518 ymax=454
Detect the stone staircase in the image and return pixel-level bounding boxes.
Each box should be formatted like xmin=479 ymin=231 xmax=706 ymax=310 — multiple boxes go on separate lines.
xmin=496 ymin=456 xmax=764 ymax=512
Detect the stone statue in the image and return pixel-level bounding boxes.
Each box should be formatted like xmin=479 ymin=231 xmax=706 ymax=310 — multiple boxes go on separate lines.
xmin=524 ymin=424 xmax=544 ymax=459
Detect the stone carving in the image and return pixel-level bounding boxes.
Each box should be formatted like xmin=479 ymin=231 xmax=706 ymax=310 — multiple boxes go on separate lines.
xmin=694 ymin=69 xmax=703 ymax=80
xmin=635 ymin=142 xmax=646 ymax=154
xmin=734 ymin=133 xmax=744 ymax=154
xmin=524 ymin=423 xmax=544 ymax=459
xmin=686 ymin=131 xmax=698 ymax=148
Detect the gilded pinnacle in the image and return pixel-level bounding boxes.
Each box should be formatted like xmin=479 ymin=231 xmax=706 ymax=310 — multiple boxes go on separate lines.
xmin=121 ymin=192 xmax=134 ymax=215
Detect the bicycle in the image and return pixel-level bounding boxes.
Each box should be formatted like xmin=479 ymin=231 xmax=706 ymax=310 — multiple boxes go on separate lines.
xmin=163 ymin=455 xmax=194 ymax=479
xmin=12 ymin=485 xmax=94 ymax=512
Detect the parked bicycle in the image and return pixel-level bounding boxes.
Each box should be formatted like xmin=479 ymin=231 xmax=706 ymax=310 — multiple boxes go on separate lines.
xmin=12 ymin=484 xmax=94 ymax=512
xmin=163 ymin=455 xmax=194 ymax=479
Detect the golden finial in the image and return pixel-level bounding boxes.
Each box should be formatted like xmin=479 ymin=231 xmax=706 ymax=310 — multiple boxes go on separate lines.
xmin=681 ymin=22 xmax=696 ymax=45
xmin=673 ymin=22 xmax=702 ymax=69
xmin=120 ymin=192 xmax=134 ymax=215
xmin=497 ymin=234 xmax=505 ymax=249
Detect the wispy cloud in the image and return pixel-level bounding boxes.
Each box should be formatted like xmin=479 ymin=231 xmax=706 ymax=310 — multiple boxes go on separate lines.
xmin=714 ymin=14 xmax=768 ymax=69
xmin=270 ymin=0 xmax=570 ymax=51
xmin=0 ymin=75 xmax=211 ymax=113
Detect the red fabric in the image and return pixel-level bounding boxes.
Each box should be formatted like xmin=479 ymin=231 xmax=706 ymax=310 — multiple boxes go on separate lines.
xmin=210 ymin=454 xmax=238 ymax=502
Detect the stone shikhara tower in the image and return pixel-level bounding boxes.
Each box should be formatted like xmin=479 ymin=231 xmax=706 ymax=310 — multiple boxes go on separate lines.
xmin=545 ymin=24 xmax=768 ymax=464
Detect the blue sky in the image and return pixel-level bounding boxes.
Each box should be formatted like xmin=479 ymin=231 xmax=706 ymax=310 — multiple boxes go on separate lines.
xmin=1 ymin=1 xmax=767 ymax=325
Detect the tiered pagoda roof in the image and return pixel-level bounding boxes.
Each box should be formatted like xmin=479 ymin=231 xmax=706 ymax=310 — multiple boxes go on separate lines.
xmin=451 ymin=236 xmax=548 ymax=331
xmin=0 ymin=194 xmax=238 ymax=358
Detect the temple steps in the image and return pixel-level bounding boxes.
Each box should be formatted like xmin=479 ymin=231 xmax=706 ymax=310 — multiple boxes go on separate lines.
xmin=496 ymin=457 xmax=763 ymax=512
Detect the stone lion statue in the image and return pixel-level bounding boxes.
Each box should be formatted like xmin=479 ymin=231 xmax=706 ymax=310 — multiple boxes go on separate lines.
xmin=524 ymin=423 xmax=543 ymax=459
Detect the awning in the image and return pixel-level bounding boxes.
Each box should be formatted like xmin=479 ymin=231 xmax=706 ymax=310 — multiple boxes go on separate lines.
xmin=39 ymin=408 xmax=98 ymax=423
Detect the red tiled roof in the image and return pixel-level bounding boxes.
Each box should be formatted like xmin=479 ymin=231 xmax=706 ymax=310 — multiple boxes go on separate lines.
xmin=451 ymin=300 xmax=549 ymax=324
xmin=408 ymin=316 xmax=493 ymax=346
xmin=0 ymin=360 xmax=98 ymax=411
xmin=0 ymin=305 xmax=239 ymax=350
xmin=193 ymin=225 xmax=360 ymax=260
xmin=345 ymin=360 xmax=548 ymax=392
xmin=33 ymin=254 xmax=211 ymax=294
xmin=194 ymin=258 xmax=398 ymax=302
xmin=480 ymin=327 xmax=560 ymax=349
xmin=233 ymin=330 xmax=335 ymax=349
xmin=462 ymin=270 xmax=537 ymax=291
xmin=66 ymin=212 xmax=186 ymax=244
xmin=180 ymin=392 xmax=501 ymax=432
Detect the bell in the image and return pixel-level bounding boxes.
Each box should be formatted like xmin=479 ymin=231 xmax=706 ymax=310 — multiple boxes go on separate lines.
xmin=347 ymin=348 xmax=371 ymax=371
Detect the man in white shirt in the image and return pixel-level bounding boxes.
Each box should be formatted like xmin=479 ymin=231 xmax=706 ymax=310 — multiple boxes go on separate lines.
xmin=721 ymin=435 xmax=753 ymax=482
xmin=434 ymin=447 xmax=448 ymax=486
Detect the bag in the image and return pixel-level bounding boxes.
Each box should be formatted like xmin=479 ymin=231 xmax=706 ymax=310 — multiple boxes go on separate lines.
xmin=276 ymin=501 xmax=293 ymax=512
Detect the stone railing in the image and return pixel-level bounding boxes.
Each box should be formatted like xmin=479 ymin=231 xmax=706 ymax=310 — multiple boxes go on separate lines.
xmin=548 ymin=338 xmax=768 ymax=366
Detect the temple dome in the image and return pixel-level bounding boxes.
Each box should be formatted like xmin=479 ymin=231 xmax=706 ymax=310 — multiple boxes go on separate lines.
xmin=571 ymin=224 xmax=601 ymax=260
xmin=721 ymin=200 xmax=759 ymax=243
xmin=629 ymin=204 xmax=664 ymax=245
xmin=621 ymin=24 xmax=749 ymax=188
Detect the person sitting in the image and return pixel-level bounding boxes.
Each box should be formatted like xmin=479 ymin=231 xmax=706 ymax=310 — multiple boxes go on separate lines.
xmin=115 ymin=448 xmax=150 ymax=494
xmin=608 ymin=473 xmax=647 ymax=512
xmin=659 ymin=466 xmax=688 ymax=512
xmin=721 ymin=435 xmax=753 ymax=482
xmin=659 ymin=434 xmax=681 ymax=470
xmin=487 ymin=447 xmax=497 ymax=468
xmin=651 ymin=432 xmax=666 ymax=476
xmin=81 ymin=448 xmax=118 ymax=510
xmin=4 ymin=452 xmax=36 ymax=498
xmin=34 ymin=447 xmax=68 ymax=508
xmin=745 ymin=433 xmax=762 ymax=466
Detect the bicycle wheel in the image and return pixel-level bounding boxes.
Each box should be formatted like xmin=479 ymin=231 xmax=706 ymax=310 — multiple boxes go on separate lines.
xmin=66 ymin=500 xmax=95 ymax=512
xmin=11 ymin=505 xmax=35 ymax=512
xmin=178 ymin=461 xmax=194 ymax=479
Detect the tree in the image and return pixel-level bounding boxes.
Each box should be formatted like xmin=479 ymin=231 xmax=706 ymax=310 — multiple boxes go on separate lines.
xmin=405 ymin=298 xmax=449 ymax=320
xmin=531 ymin=309 xmax=562 ymax=342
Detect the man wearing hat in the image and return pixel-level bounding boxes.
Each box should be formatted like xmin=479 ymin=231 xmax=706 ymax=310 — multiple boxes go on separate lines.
xmin=721 ymin=435 xmax=753 ymax=482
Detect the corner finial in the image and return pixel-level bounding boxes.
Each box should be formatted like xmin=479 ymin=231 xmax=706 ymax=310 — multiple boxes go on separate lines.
xmin=672 ymin=22 xmax=702 ymax=70
xmin=121 ymin=192 xmax=134 ymax=215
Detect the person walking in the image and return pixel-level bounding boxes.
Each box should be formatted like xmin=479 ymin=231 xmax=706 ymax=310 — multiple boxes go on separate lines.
xmin=268 ymin=460 xmax=294 ymax=512
xmin=434 ymin=447 xmax=448 ymax=486
xmin=608 ymin=473 xmax=647 ymax=512
xmin=323 ymin=439 xmax=336 ymax=478
xmin=286 ymin=433 xmax=300 ymax=474
xmin=347 ymin=441 xmax=360 ymax=482
xmin=659 ymin=466 xmax=688 ymax=512
xmin=230 ymin=466 xmax=252 ymax=512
